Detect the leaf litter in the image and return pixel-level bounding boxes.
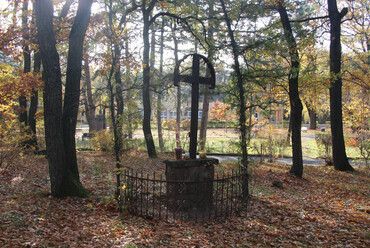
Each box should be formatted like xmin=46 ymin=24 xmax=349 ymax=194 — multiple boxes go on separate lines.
xmin=0 ymin=150 xmax=369 ymax=247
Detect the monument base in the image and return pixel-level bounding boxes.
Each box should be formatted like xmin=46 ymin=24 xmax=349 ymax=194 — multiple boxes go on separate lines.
xmin=164 ymin=158 xmax=218 ymax=212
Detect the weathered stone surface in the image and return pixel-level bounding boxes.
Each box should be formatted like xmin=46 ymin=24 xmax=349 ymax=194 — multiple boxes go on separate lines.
xmin=164 ymin=159 xmax=218 ymax=211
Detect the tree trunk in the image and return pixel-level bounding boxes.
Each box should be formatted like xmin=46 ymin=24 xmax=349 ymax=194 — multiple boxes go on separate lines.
xmin=277 ymin=1 xmax=304 ymax=178
xmin=124 ymin=25 xmax=133 ymax=140
xmin=20 ymin=0 xmax=30 ymax=140
xmin=327 ymin=0 xmax=354 ymax=171
xmin=286 ymin=113 xmax=292 ymax=144
xmin=106 ymin=0 xmax=126 ymax=207
xmin=199 ymin=0 xmax=215 ymax=151
xmin=199 ymin=86 xmax=210 ymax=151
xmin=220 ymin=0 xmax=248 ymax=201
xmin=176 ymin=85 xmax=182 ymax=148
xmin=28 ymin=2 xmax=40 ymax=149
xmin=35 ymin=0 xmax=90 ymax=197
xmin=306 ymin=102 xmax=317 ymax=130
xmin=114 ymin=42 xmax=124 ymax=153
xmin=35 ymin=0 xmax=76 ymax=197
xmin=141 ymin=2 xmax=157 ymax=158
xmin=62 ymin=0 xmax=93 ymax=180
xmin=83 ymin=52 xmax=96 ymax=132
xmin=35 ymin=0 xmax=66 ymax=196
xmin=172 ymin=23 xmax=182 ymax=148
xmin=157 ymin=93 xmax=164 ymax=151
xmin=157 ymin=18 xmax=165 ymax=152
xmin=107 ymin=62 xmax=121 ymax=206
xmin=28 ymin=51 xmax=41 ymax=148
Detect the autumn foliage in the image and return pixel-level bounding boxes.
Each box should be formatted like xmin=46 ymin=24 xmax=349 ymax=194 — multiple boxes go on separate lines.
xmin=0 ymin=151 xmax=369 ymax=247
xmin=209 ymin=100 xmax=235 ymax=122
xmin=0 ymin=63 xmax=42 ymax=117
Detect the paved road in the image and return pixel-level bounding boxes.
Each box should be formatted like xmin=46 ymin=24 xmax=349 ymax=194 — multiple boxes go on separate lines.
xmin=207 ymin=154 xmax=364 ymax=168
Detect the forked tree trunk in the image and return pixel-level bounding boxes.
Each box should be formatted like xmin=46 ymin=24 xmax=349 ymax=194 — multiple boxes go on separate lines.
xmin=35 ymin=0 xmax=91 ymax=197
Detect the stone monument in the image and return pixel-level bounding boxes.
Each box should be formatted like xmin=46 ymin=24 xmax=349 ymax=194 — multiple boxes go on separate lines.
xmin=165 ymin=54 xmax=218 ymax=212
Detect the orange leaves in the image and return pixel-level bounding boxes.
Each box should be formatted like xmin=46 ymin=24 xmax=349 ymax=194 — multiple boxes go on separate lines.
xmin=0 ymin=63 xmax=43 ymax=113
xmin=209 ymin=100 xmax=235 ymax=121
xmin=1 ymin=151 xmax=369 ymax=247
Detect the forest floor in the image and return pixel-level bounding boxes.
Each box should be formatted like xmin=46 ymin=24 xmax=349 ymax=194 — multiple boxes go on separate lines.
xmin=0 ymin=150 xmax=369 ymax=247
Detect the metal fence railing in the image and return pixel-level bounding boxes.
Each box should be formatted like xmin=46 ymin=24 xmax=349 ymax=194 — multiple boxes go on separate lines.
xmin=121 ymin=168 xmax=247 ymax=222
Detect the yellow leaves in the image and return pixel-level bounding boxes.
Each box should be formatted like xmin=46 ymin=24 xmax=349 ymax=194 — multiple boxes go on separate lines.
xmin=0 ymin=63 xmax=43 ymax=113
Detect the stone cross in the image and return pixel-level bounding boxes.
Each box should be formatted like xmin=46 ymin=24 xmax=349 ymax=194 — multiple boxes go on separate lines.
xmin=174 ymin=54 xmax=216 ymax=159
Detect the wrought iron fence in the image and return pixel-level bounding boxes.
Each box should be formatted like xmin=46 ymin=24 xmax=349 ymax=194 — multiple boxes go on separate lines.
xmin=121 ymin=168 xmax=247 ymax=222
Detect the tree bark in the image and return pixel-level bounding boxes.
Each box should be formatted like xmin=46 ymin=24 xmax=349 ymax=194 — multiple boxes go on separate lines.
xmin=141 ymin=1 xmax=157 ymax=158
xmin=199 ymin=0 xmax=215 ymax=151
xmin=35 ymin=0 xmax=67 ymax=197
xmin=173 ymin=25 xmax=182 ymax=148
xmin=83 ymin=52 xmax=96 ymax=132
xmin=35 ymin=0 xmax=90 ymax=197
xmin=20 ymin=0 xmax=30 ymax=132
xmin=106 ymin=0 xmax=126 ymax=207
xmin=286 ymin=113 xmax=292 ymax=144
xmin=157 ymin=18 xmax=165 ymax=152
xmin=113 ymin=43 xmax=124 ymax=152
xmin=327 ymin=0 xmax=354 ymax=171
xmin=199 ymin=85 xmax=210 ymax=151
xmin=124 ymin=35 xmax=134 ymax=139
xmin=28 ymin=2 xmax=41 ymax=149
xmin=277 ymin=1 xmax=304 ymax=178
xmin=28 ymin=51 xmax=41 ymax=148
xmin=20 ymin=0 xmax=30 ymax=121
xmin=220 ymin=0 xmax=248 ymax=201
xmin=62 ymin=0 xmax=93 ymax=179
xmin=306 ymin=102 xmax=317 ymax=130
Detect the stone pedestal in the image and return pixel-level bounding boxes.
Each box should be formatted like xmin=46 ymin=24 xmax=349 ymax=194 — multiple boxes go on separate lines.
xmin=164 ymin=158 xmax=218 ymax=212
xmin=95 ymin=114 xmax=105 ymax=131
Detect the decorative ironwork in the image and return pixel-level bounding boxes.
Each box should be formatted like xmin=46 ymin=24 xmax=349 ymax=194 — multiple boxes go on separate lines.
xmin=121 ymin=168 xmax=247 ymax=222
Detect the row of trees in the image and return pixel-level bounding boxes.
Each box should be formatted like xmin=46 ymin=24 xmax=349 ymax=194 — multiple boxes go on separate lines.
xmin=1 ymin=0 xmax=368 ymax=197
